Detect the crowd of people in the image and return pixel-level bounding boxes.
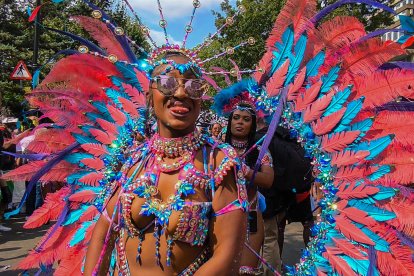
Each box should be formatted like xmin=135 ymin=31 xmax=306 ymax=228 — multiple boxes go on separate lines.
xmin=0 ymin=117 xmax=45 ymax=232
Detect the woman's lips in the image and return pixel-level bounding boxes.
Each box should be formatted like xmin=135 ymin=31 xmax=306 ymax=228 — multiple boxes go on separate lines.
xmin=235 ymin=126 xmax=244 ymax=132
xmin=169 ymin=106 xmax=190 ymax=117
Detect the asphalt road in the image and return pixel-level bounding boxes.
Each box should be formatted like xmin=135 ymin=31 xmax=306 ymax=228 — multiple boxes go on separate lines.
xmin=0 ymin=216 xmax=305 ymax=275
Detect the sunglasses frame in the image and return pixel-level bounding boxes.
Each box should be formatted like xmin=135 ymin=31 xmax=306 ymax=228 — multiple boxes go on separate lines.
xmin=151 ymin=76 xmax=207 ymax=100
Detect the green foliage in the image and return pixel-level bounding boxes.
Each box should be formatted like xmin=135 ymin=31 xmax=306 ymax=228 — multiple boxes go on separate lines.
xmin=317 ymin=0 xmax=394 ymax=32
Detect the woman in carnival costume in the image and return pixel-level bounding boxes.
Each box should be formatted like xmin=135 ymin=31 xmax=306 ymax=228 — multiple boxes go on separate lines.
xmin=213 ymin=95 xmax=274 ymax=275
xmin=3 ymin=0 xmax=414 ymax=275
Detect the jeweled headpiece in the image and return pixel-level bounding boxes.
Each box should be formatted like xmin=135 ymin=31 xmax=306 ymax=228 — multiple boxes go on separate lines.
xmin=79 ymin=0 xmax=260 ymax=79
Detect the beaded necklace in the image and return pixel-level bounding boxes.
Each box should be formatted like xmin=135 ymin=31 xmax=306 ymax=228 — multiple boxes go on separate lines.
xmin=122 ymin=130 xmax=208 ymax=266
xmin=231 ymin=138 xmax=248 ymax=149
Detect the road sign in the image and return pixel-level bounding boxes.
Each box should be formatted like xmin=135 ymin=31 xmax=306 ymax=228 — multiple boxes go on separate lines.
xmin=10 ymin=61 xmax=32 ymax=80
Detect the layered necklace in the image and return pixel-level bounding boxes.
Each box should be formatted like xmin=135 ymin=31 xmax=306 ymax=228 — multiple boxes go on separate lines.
xmin=124 ymin=130 xmax=207 ymax=266
xmin=231 ymin=138 xmax=248 ymax=149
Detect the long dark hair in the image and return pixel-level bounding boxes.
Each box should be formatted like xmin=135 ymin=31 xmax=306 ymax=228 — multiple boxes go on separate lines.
xmin=225 ymin=104 xmax=259 ymax=168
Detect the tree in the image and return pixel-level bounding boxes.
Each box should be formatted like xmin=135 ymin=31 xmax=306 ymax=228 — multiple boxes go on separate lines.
xmin=199 ymin=0 xmax=394 ymax=88
xmin=0 ymin=0 xmax=147 ymax=117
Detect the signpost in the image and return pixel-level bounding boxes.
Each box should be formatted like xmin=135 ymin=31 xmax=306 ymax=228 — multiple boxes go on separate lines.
xmin=10 ymin=61 xmax=32 ymax=81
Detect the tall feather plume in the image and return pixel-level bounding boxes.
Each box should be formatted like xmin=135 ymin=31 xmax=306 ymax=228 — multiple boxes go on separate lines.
xmin=303 ymin=93 xmax=333 ymax=123
xmin=321 ymin=130 xmax=360 ymax=152
xmin=72 ymin=16 xmax=129 ymax=61
xmin=353 ymin=69 xmax=414 ymax=109
xmin=265 ymin=60 xmax=290 ymax=96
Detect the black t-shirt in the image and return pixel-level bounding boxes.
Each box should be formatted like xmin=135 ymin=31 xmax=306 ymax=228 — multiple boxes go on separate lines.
xmin=0 ymin=130 xmax=16 ymax=171
xmin=256 ymin=126 xmax=314 ymax=218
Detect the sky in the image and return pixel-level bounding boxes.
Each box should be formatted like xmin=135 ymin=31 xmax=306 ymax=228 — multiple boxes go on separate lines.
xmin=128 ymin=0 xmax=236 ymax=48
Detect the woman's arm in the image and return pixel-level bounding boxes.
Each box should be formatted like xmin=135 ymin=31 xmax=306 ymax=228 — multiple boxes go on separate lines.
xmin=245 ymin=164 xmax=274 ymax=189
xmin=84 ymin=191 xmax=119 ymax=276
xmin=195 ymin=151 xmax=247 ymax=275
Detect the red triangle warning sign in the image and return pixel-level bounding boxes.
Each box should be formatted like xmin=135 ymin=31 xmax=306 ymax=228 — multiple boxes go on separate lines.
xmin=10 ymin=61 xmax=32 ymax=80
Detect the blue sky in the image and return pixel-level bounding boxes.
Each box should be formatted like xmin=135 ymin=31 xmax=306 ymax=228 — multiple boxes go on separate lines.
xmin=129 ymin=0 xmax=236 ymax=48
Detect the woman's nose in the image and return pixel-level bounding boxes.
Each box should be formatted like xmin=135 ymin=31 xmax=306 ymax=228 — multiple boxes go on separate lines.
xmin=173 ymin=83 xmax=186 ymax=99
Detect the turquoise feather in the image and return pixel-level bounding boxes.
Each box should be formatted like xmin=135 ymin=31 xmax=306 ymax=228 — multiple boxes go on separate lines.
xmin=355 ymin=222 xmax=390 ymax=252
xmin=105 ymin=88 xmax=130 ymax=104
xmin=115 ymin=62 xmax=143 ymax=91
xmin=72 ymin=133 xmax=99 ymax=145
xmin=63 ymin=205 xmax=90 ymax=226
xmin=285 ymin=33 xmax=308 ymax=84
xmin=368 ymin=165 xmax=391 ymax=181
xmin=306 ymin=50 xmax=325 ymax=78
xmin=324 ymin=86 xmax=352 ymax=116
xmin=92 ymin=102 xmax=113 ymax=121
xmin=335 ymin=97 xmax=364 ymax=132
xmin=271 ymin=25 xmax=294 ymax=74
xmin=320 ymin=65 xmax=340 ymax=94
xmin=371 ymin=186 xmax=396 ymax=201
xmin=341 ymin=256 xmax=379 ymax=276
xmin=69 ymin=221 xmax=94 ymax=246
xmin=65 ymin=153 xmax=94 ymax=165
xmin=67 ymin=171 xmax=92 ymax=185
xmin=348 ymin=118 xmax=374 ymax=142
xmin=348 ymin=199 xmax=396 ymax=222
xmin=352 ymin=135 xmax=394 ymax=160
xmin=85 ymin=112 xmax=105 ymax=122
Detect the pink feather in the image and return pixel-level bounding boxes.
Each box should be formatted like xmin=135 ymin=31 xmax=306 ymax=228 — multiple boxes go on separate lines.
xmin=135 ymin=68 xmax=150 ymax=94
xmin=122 ymin=83 xmax=146 ymax=106
xmin=118 ymin=97 xmax=140 ymax=118
xmin=69 ymin=189 xmax=98 ymax=203
xmin=81 ymin=158 xmax=105 ymax=171
xmin=294 ymin=81 xmax=322 ymax=112
xmin=336 ymin=182 xmax=379 ymax=200
xmin=303 ymin=93 xmax=333 ymax=123
xmin=321 ymin=130 xmax=360 ymax=152
xmin=107 ymin=105 xmax=127 ymax=126
xmin=265 ymin=60 xmax=290 ymax=96
xmin=95 ymin=118 xmax=118 ymax=136
xmin=81 ymin=143 xmax=109 ymax=157
xmin=89 ymin=128 xmax=114 ymax=145
xmin=24 ymin=187 xmax=70 ymax=229
xmin=332 ymin=237 xmax=367 ymax=259
xmin=78 ymin=172 xmax=104 ymax=186
xmin=312 ymin=108 xmax=346 ymax=135
xmin=331 ymin=150 xmax=369 ymax=167
xmin=72 ymin=16 xmax=129 ymax=61
xmin=334 ymin=166 xmax=367 ymax=182
xmin=288 ymin=67 xmax=306 ymax=100
xmin=335 ymin=214 xmax=375 ymax=245
xmin=323 ymin=247 xmax=355 ymax=276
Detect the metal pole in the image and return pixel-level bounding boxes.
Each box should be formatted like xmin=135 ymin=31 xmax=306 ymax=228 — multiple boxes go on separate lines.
xmin=33 ymin=0 xmax=41 ymax=68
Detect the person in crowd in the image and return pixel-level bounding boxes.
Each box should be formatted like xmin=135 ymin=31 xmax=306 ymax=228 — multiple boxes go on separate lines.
xmin=0 ymin=124 xmax=14 ymax=231
xmin=211 ymin=122 xmax=223 ymax=140
xmin=223 ymin=103 xmax=274 ymax=275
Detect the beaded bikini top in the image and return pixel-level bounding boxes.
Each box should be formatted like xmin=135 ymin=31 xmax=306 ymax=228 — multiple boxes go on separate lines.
xmin=113 ymin=130 xmax=248 ymax=270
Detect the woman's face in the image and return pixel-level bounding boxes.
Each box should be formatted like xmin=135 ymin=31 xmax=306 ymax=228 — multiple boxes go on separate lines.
xmin=212 ymin=124 xmax=222 ymax=137
xmin=150 ymin=56 xmax=202 ymax=137
xmin=230 ymin=109 xmax=253 ymax=139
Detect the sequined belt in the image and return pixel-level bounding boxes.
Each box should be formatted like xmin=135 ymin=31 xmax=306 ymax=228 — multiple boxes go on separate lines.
xmin=178 ymin=246 xmax=211 ymax=276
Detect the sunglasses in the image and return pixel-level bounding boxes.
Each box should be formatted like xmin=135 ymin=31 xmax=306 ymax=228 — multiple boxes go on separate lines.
xmin=152 ymin=75 xmax=207 ymax=100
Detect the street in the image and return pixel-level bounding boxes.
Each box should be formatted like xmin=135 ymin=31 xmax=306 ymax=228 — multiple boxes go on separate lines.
xmin=0 ymin=216 xmax=305 ymax=275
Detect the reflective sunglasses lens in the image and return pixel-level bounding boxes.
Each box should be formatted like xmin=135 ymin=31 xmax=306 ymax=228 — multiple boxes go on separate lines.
xmin=185 ymin=80 xmax=205 ymax=99
xmin=157 ymin=76 xmax=177 ymax=96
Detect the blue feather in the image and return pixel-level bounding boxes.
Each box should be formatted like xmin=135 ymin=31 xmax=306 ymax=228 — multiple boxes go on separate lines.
xmin=32 ymin=69 xmax=40 ymax=89
xmin=352 ymin=135 xmax=393 ymax=160
xmin=115 ymin=62 xmax=142 ymax=91
xmin=271 ymin=25 xmax=294 ymax=74
xmin=371 ymin=186 xmax=396 ymax=201
xmin=348 ymin=118 xmax=374 ymax=141
xmin=69 ymin=221 xmax=94 ymax=246
xmin=65 ymin=153 xmax=94 ymax=164
xmin=335 ymin=97 xmax=364 ymax=132
xmin=212 ymin=79 xmax=254 ymax=116
xmin=72 ymin=133 xmax=98 ymax=145
xmin=341 ymin=256 xmax=378 ymax=276
xmin=91 ymin=102 xmax=113 ymax=121
xmin=285 ymin=33 xmax=308 ymax=84
xmin=44 ymin=27 xmax=105 ymax=55
xmin=67 ymin=171 xmax=91 ymax=185
xmin=306 ymin=51 xmax=325 ymax=78
xmin=324 ymin=86 xmax=352 ymax=116
xmin=320 ymin=66 xmax=340 ymax=94
xmin=63 ymin=205 xmax=91 ymax=226
xmin=368 ymin=165 xmax=391 ymax=181
xmin=85 ymin=112 xmax=105 ymax=122
xmin=348 ymin=199 xmax=396 ymax=222
xmin=399 ymin=15 xmax=414 ymax=33
xmin=355 ymin=223 xmax=390 ymax=252
xmin=110 ymin=76 xmax=125 ymax=88
xmin=105 ymin=88 xmax=130 ymax=105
